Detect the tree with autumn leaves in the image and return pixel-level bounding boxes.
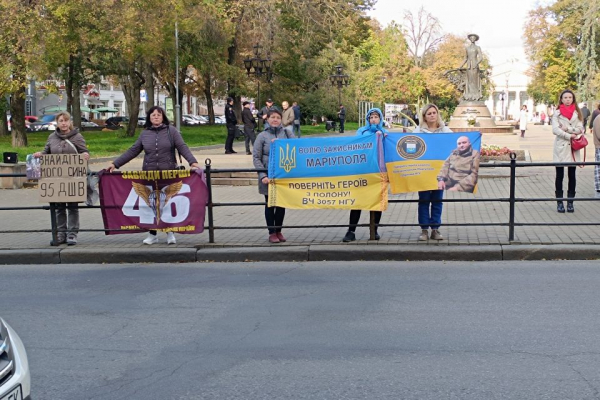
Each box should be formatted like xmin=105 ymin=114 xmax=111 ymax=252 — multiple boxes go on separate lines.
xmin=2 ymin=0 xmax=495 ymax=147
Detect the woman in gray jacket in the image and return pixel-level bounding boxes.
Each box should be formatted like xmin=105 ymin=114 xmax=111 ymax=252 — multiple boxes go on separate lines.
xmin=34 ymin=111 xmax=90 ymax=246
xmin=253 ymin=109 xmax=295 ymax=243
xmin=107 ymin=106 xmax=199 ymax=245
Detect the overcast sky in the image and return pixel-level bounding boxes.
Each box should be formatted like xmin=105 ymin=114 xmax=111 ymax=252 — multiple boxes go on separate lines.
xmin=367 ymin=0 xmax=550 ymax=81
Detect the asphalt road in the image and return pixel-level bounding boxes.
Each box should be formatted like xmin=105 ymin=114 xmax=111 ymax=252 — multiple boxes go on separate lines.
xmin=3 ymin=261 xmax=600 ymax=400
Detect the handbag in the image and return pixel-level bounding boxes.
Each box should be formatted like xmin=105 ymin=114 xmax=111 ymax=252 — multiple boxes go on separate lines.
xmin=571 ymin=134 xmax=589 ymax=167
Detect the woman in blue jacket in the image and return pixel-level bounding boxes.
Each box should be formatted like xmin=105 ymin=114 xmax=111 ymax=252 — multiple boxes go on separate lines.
xmin=342 ymin=108 xmax=388 ymax=242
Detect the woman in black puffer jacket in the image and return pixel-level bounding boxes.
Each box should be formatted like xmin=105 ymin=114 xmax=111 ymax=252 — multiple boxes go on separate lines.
xmin=108 ymin=106 xmax=199 ymax=245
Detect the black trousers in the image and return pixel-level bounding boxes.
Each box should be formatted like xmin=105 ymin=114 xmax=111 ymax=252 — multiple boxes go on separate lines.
xmin=264 ymin=196 xmax=285 ymax=234
xmin=244 ymin=125 xmax=256 ymax=152
xmin=339 ymin=119 xmax=345 ymax=133
xmin=348 ymin=210 xmax=382 ymax=232
xmin=555 ymin=166 xmax=576 ymax=194
xmin=225 ymin=123 xmax=236 ymax=152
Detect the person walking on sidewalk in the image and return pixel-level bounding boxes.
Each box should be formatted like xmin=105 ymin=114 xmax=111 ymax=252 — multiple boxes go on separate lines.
xmin=342 ymin=108 xmax=387 ymax=242
xmin=224 ymin=97 xmax=238 ymax=154
xmin=518 ymin=105 xmax=528 ymax=138
xmin=34 ymin=111 xmax=90 ymax=246
xmin=292 ymin=102 xmax=302 ymax=137
xmin=581 ymin=102 xmax=590 ymax=133
xmin=107 ymin=106 xmax=199 ymax=245
xmin=281 ymin=101 xmax=295 ymax=134
xmin=593 ymin=114 xmax=600 ymax=198
xmin=242 ymin=101 xmax=256 ymax=155
xmin=253 ymin=109 xmax=296 ymax=243
xmin=412 ymin=104 xmax=453 ymax=241
xmin=338 ymin=104 xmax=346 ymax=133
xmin=552 ymin=89 xmax=584 ymax=213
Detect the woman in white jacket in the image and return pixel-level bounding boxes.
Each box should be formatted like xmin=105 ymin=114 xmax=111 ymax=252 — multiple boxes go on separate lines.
xmin=518 ymin=105 xmax=528 ymax=138
xmin=552 ymin=89 xmax=585 ymax=213
xmin=413 ymin=104 xmax=453 ymax=241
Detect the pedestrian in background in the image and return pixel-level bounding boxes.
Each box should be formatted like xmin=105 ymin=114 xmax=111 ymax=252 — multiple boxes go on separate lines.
xmin=552 ymin=89 xmax=584 ymax=213
xmin=581 ymin=102 xmax=590 ymax=133
xmin=593 ymin=114 xmax=600 ymax=198
xmin=34 ymin=111 xmax=89 ymax=246
xmin=107 ymin=106 xmax=199 ymax=245
xmin=253 ymin=109 xmax=295 ymax=243
xmin=242 ymin=101 xmax=256 ymax=155
xmin=281 ymin=101 xmax=295 ymax=133
xmin=342 ymin=108 xmax=387 ymax=242
xmin=589 ymin=102 xmax=600 ymax=131
xmin=257 ymin=99 xmax=277 ymax=130
xmin=338 ymin=104 xmax=346 ymax=133
xmin=518 ymin=105 xmax=528 ymax=138
xmin=412 ymin=104 xmax=453 ymax=242
xmin=292 ymin=101 xmax=302 ymax=137
xmin=224 ymin=97 xmax=237 ymax=154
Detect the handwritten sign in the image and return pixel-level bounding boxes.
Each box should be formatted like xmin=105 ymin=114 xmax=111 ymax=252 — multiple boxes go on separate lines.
xmin=39 ymin=154 xmax=87 ymax=203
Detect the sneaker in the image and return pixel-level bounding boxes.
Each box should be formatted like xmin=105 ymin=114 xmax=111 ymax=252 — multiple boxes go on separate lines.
xmin=67 ymin=235 xmax=78 ymax=246
xmin=50 ymin=236 xmax=66 ymax=246
xmin=246 ymin=151 xmax=252 ymax=155
xmin=268 ymin=233 xmax=280 ymax=243
xmin=342 ymin=231 xmax=356 ymax=242
xmin=276 ymin=232 xmax=287 ymax=242
xmin=419 ymin=229 xmax=428 ymax=241
xmin=430 ymin=229 xmax=444 ymax=240
xmin=167 ymin=232 xmax=176 ymax=245
xmin=143 ymin=233 xmax=158 ymax=245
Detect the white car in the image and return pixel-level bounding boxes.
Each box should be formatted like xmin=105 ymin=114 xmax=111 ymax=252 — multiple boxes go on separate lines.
xmin=0 ymin=318 xmax=30 ymax=400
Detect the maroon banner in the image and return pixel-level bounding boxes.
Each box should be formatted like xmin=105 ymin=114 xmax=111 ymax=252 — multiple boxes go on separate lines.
xmin=99 ymin=169 xmax=208 ymax=235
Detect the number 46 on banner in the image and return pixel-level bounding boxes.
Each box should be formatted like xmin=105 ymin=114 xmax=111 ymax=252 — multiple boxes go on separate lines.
xmin=121 ymin=183 xmax=191 ymax=224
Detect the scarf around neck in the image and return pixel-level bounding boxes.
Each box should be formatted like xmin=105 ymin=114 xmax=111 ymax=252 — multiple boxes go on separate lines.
xmin=559 ymin=104 xmax=576 ymax=120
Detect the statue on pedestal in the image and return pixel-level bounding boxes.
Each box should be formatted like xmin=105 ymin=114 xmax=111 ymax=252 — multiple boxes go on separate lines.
xmin=445 ymin=34 xmax=485 ymax=103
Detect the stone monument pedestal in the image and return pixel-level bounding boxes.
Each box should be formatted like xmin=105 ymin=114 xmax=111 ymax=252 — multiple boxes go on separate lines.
xmin=448 ymin=102 xmax=514 ymax=133
xmin=0 ymin=162 xmax=26 ymax=189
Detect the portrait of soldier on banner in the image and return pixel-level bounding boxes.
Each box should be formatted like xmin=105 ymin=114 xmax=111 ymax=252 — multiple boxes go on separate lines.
xmin=437 ymin=135 xmax=481 ymax=193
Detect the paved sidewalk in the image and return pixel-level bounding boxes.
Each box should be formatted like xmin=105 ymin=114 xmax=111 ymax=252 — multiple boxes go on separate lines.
xmin=2 ymin=124 xmax=600 ymax=262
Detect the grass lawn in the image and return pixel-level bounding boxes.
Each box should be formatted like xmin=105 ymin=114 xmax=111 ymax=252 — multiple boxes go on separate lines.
xmin=0 ymin=122 xmax=360 ymax=160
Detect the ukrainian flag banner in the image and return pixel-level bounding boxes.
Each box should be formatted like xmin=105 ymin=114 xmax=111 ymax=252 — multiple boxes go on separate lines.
xmin=268 ymin=135 xmax=388 ymax=210
xmin=384 ymin=131 xmax=482 ymax=194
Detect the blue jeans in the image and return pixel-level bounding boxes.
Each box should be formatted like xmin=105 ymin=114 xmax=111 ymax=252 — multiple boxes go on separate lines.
xmin=418 ymin=190 xmax=443 ymax=229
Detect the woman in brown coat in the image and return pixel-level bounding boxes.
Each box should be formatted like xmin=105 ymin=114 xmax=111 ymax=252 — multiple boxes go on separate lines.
xmin=34 ymin=111 xmax=90 ymax=246
xmin=107 ymin=106 xmax=199 ymax=244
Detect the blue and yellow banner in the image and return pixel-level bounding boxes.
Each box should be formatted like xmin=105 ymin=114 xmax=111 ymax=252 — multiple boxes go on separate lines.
xmin=268 ymin=135 xmax=388 ymax=210
xmin=384 ymin=132 xmax=482 ymax=194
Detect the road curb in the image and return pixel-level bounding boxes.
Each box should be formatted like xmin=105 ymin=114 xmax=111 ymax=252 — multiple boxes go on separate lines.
xmin=308 ymin=245 xmax=503 ymax=261
xmin=59 ymin=248 xmax=197 ymax=264
xmin=503 ymin=245 xmax=600 ymax=260
xmin=0 ymin=249 xmax=61 ymax=264
xmin=196 ymin=246 xmax=310 ymax=262
xmin=3 ymin=244 xmax=600 ymax=264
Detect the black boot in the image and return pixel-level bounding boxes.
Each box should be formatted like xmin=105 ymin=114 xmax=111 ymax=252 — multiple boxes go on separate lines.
xmin=555 ymin=191 xmax=565 ymax=213
xmin=567 ymin=191 xmax=575 ymax=213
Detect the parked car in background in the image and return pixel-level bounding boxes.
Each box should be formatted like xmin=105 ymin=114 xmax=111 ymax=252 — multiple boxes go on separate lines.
xmin=214 ymin=115 xmax=226 ymax=124
xmin=0 ymin=318 xmax=31 ymax=400
xmin=80 ymin=117 xmax=98 ymax=128
xmin=7 ymin=116 xmax=38 ymax=132
xmin=137 ymin=117 xmax=146 ymax=127
xmin=190 ymin=115 xmax=207 ymax=124
xmin=182 ymin=115 xmax=200 ymax=126
xmin=105 ymin=116 xmax=129 ymax=127
xmin=30 ymin=113 xmax=60 ymax=131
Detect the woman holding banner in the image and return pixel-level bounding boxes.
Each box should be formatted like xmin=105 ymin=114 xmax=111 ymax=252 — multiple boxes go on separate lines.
xmin=33 ymin=111 xmax=90 ymax=246
xmin=253 ymin=109 xmax=295 ymax=243
xmin=342 ymin=108 xmax=387 ymax=242
xmin=413 ymin=104 xmax=452 ymax=241
xmin=107 ymin=106 xmax=199 ymax=245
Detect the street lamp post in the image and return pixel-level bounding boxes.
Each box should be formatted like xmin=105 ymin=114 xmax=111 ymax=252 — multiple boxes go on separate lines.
xmin=243 ymin=44 xmax=273 ymax=130
xmin=498 ymin=92 xmax=505 ymax=121
xmin=329 ymin=65 xmax=350 ymax=106
xmin=175 ymin=21 xmax=181 ymax=132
